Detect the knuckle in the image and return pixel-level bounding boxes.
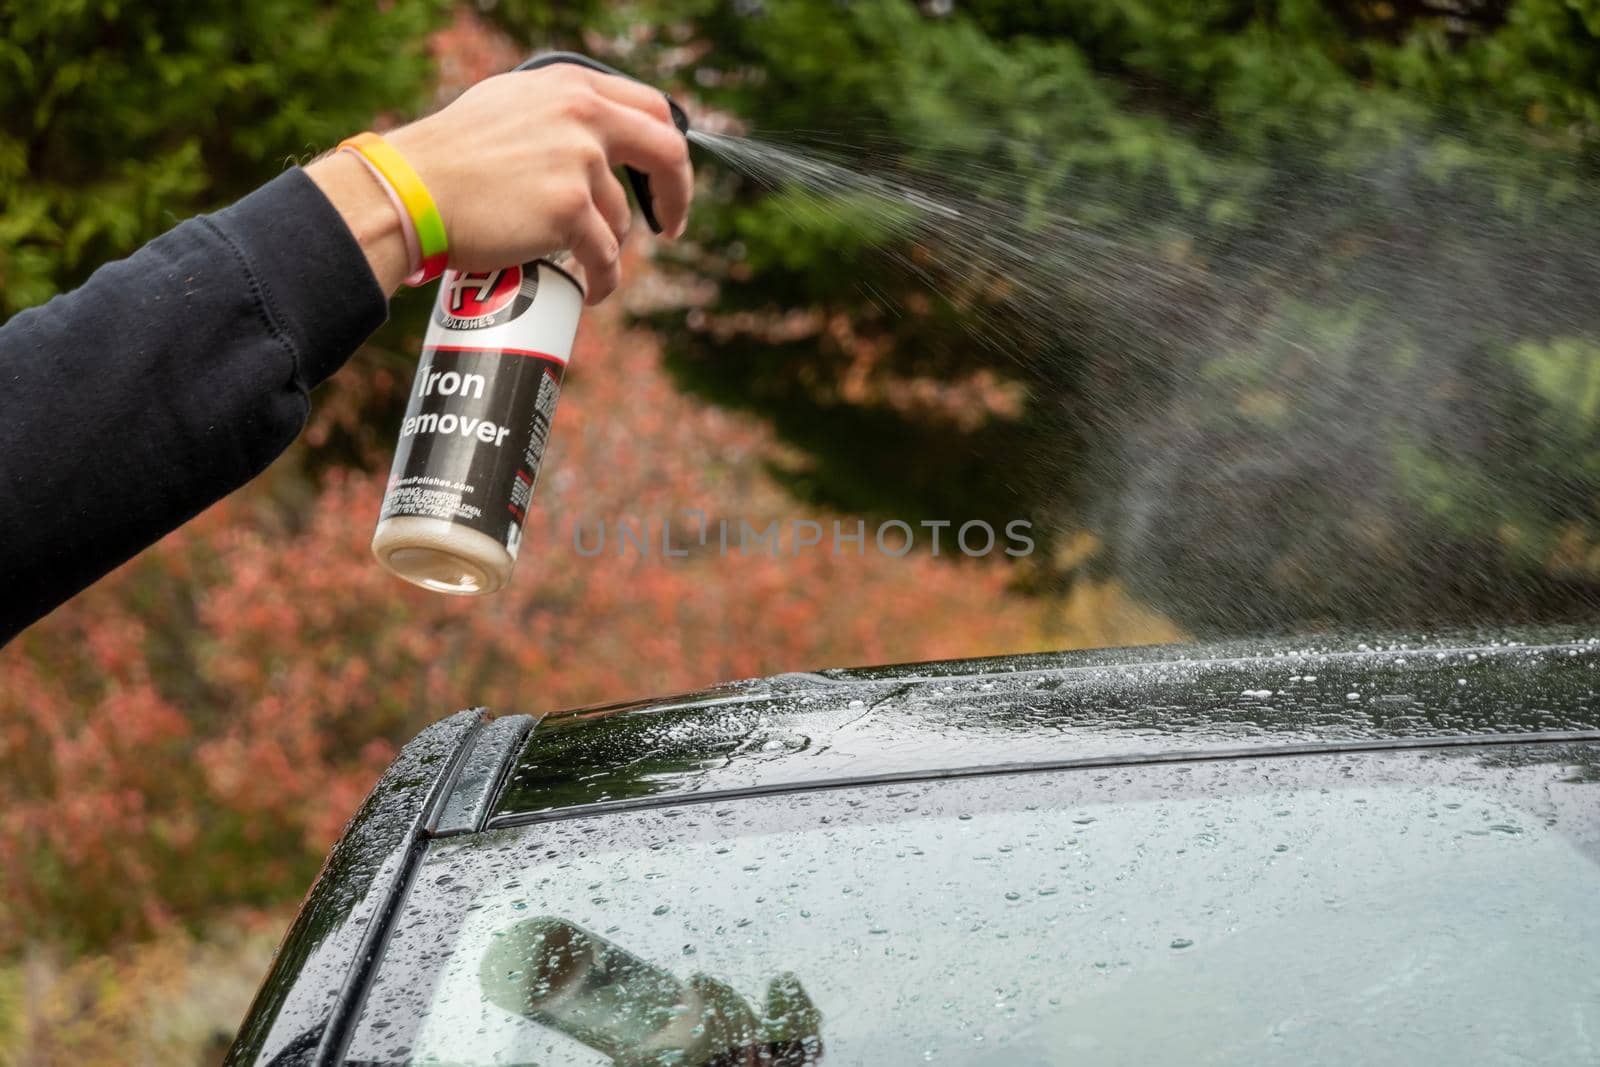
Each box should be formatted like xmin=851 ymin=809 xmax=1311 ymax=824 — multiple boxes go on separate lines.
xmin=562 ymin=86 xmax=603 ymax=122
xmin=555 ymin=182 xmax=591 ymax=217
xmin=543 ymin=66 xmax=588 ymax=92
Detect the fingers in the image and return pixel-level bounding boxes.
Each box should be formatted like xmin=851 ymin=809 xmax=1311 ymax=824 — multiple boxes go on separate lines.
xmin=567 ymin=205 xmax=623 ymax=305
xmin=588 ymin=92 xmax=693 ymax=238
xmin=585 ymin=68 xmax=676 ymax=126
xmin=573 ymin=164 xmax=629 ymax=305
xmin=590 ymin=159 xmax=632 ymax=250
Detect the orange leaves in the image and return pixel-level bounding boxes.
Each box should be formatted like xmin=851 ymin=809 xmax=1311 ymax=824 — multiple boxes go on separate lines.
xmin=427 ymin=7 xmax=527 ymax=103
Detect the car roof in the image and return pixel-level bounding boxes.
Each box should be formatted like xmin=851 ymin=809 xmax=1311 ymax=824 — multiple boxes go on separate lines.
xmin=486 ymin=629 xmax=1600 ymax=827
xmin=230 ymin=631 xmax=1600 ymax=1065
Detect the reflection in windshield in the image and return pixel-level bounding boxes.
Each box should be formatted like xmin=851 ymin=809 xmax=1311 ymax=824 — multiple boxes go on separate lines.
xmin=479 ymin=917 xmax=821 ymax=1066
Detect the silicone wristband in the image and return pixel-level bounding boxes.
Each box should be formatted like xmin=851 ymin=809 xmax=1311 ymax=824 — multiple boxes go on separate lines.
xmin=338 ymin=132 xmax=449 ymax=286
xmin=340 ymin=146 xmax=422 ymax=280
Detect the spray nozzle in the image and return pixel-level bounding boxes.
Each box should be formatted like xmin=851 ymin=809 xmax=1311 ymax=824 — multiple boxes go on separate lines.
xmin=517 ymin=51 xmax=691 ymax=235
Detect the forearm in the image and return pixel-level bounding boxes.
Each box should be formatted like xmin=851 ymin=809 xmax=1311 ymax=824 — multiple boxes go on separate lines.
xmin=0 ymin=168 xmax=388 ymax=642
xmin=306 ymin=150 xmax=412 ymax=296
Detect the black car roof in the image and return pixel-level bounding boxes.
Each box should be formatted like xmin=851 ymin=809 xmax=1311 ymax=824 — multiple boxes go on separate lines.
xmin=229 ymin=631 xmax=1600 ymax=1065
xmin=487 ymin=631 xmax=1600 ymax=827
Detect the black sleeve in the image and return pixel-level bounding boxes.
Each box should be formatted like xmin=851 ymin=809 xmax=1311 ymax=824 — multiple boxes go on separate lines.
xmin=0 ymin=167 xmax=388 ymax=644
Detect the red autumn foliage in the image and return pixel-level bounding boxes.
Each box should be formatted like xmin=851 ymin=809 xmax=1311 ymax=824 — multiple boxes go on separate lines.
xmin=0 ymin=270 xmax=1045 ymax=951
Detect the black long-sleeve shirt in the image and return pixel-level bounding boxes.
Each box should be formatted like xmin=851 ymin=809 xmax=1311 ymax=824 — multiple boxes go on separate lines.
xmin=0 ymin=168 xmax=387 ymax=644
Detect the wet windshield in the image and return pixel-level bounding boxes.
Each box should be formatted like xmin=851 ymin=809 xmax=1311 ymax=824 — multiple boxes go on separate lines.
xmin=349 ymin=744 xmax=1600 ymax=1065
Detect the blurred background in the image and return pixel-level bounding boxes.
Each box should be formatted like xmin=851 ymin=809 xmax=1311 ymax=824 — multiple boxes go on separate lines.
xmin=3 ymin=0 xmax=1599 ymax=1061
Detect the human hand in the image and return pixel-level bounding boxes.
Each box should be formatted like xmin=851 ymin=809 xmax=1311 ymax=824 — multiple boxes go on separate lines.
xmin=311 ymin=63 xmax=692 ymax=303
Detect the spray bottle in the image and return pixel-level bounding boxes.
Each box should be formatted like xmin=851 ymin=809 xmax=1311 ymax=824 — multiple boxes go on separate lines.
xmin=373 ymin=53 xmax=690 ymax=595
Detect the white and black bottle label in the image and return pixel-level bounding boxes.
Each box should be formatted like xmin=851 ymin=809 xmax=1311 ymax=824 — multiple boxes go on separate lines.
xmin=381 ymin=346 xmax=564 ymax=556
xmin=374 ymin=259 xmax=584 ymax=593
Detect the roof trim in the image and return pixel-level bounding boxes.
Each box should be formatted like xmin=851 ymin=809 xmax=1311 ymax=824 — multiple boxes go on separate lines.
xmin=484 ymin=729 xmax=1600 ymax=831
xmin=435 ymin=714 xmax=537 ymax=837
xmin=828 ymin=639 xmax=1600 ymax=686
xmin=534 ymin=638 xmax=1600 ymax=726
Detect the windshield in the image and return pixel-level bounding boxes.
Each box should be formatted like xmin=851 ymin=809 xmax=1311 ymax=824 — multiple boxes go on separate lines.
xmin=349 ymin=743 xmax=1600 ymax=1065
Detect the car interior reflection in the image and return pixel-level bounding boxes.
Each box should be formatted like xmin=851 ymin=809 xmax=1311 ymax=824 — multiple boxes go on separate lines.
xmin=480 ymin=917 xmax=823 ymax=1066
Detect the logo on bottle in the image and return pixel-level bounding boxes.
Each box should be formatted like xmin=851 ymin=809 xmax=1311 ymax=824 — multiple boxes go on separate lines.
xmin=435 ymin=266 xmax=538 ymax=330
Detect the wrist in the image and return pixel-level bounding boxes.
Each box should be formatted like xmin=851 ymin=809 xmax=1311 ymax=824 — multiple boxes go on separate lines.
xmin=305 ymin=151 xmax=411 ymax=296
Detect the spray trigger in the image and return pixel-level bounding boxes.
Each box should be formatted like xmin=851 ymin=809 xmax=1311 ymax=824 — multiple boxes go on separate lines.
xmin=516 ymin=51 xmax=691 ymax=235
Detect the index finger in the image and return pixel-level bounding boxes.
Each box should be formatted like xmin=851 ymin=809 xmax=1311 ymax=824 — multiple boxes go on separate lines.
xmin=582 ymin=67 xmax=679 ymax=127
xmin=587 ymin=76 xmax=693 ymax=237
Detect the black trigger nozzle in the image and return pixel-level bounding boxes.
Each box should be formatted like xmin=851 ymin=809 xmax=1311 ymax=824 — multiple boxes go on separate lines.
xmin=667 ymin=96 xmax=690 ymax=135
xmin=626 ymin=167 xmax=664 ymax=234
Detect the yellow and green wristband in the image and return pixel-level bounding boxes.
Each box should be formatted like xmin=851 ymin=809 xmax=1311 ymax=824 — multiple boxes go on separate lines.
xmin=338 ymin=132 xmax=449 ymax=287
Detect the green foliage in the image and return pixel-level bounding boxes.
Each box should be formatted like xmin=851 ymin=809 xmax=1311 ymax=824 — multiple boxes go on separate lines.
xmin=1402 ymin=336 xmax=1600 ymax=546
xmin=1515 ymin=337 xmax=1600 ymax=433
xmin=670 ymin=0 xmax=1598 ymax=282
xmin=641 ymin=0 xmax=1600 ymax=631
xmin=0 ymin=0 xmax=450 ymax=315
